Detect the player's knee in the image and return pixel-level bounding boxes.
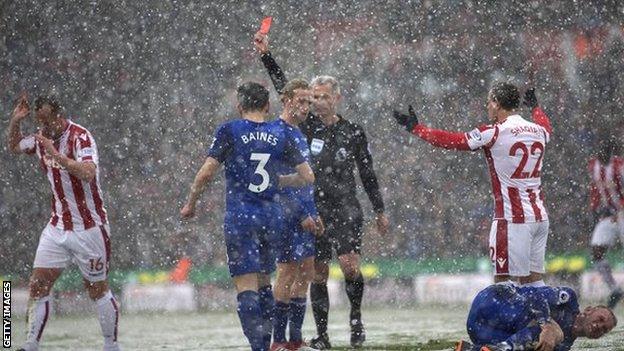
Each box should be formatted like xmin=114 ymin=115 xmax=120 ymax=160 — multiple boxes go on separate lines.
xmin=339 ymin=261 xmax=359 ymax=280
xmin=313 ymin=268 xmax=329 ymax=284
xmin=84 ymin=280 xmax=108 ymax=300
xmin=277 ymin=265 xmax=296 ymax=284
xmin=494 ymin=274 xmax=511 ymax=283
xmin=300 ymin=265 xmax=314 ymax=283
xmin=29 ymin=276 xmax=52 ymax=298
xmin=342 ymin=266 xmax=359 ymax=280
xmin=257 ymin=274 xmax=272 ymax=289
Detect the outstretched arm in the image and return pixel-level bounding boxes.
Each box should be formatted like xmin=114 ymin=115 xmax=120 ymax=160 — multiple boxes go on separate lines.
xmin=524 ymin=88 xmax=552 ymax=134
xmin=393 ymin=105 xmax=478 ymax=151
xmin=411 ymin=125 xmax=472 ymax=151
xmin=180 ymin=157 xmax=221 ymax=218
xmin=254 ymin=31 xmax=288 ymax=94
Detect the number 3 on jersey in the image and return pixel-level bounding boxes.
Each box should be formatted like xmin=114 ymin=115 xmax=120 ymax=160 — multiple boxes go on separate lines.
xmin=249 ymin=153 xmax=271 ymax=193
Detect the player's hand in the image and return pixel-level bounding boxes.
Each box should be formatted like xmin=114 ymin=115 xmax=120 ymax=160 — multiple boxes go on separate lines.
xmin=11 ymin=92 xmax=30 ymax=121
xmin=34 ymin=131 xmax=57 ymax=156
xmin=523 ymin=88 xmax=539 ymax=109
xmin=376 ymin=213 xmax=389 ymax=236
xmin=314 ymin=216 xmax=325 ymax=237
xmin=392 ymin=105 xmax=419 ymax=131
xmin=253 ymin=31 xmax=269 ymax=54
xmin=301 ymin=215 xmax=317 ymax=233
xmin=536 ymin=320 xmax=564 ymax=351
xmin=180 ymin=203 xmax=196 ymax=219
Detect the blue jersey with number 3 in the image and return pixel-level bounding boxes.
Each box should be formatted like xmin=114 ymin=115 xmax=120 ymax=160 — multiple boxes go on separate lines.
xmin=207 ymin=119 xmax=305 ymax=217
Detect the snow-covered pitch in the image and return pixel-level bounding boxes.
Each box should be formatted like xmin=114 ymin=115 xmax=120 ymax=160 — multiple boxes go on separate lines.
xmin=9 ymin=305 xmax=624 ymax=350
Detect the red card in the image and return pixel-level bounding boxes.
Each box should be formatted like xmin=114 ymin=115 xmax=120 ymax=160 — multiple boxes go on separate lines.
xmin=259 ymin=17 xmax=272 ymax=35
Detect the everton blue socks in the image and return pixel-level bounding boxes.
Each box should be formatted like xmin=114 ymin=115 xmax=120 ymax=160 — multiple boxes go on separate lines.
xmin=273 ymin=300 xmax=289 ymax=343
xmin=237 ymin=290 xmax=265 ymax=351
xmin=288 ymin=297 xmax=307 ymax=342
xmin=258 ymin=285 xmax=275 ymax=346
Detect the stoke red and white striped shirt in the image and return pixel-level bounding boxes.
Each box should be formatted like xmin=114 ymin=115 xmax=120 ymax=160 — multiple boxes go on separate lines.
xmin=19 ymin=121 xmax=107 ymax=231
xmin=466 ymin=115 xmax=550 ymax=223
xmin=412 ymin=108 xmax=552 ymax=224
xmin=589 ymin=156 xmax=624 ymax=212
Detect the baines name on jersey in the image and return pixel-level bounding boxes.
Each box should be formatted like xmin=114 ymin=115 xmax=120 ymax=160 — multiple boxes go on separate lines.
xmin=511 ymin=125 xmax=541 ymax=137
xmin=241 ymin=131 xmax=278 ymax=145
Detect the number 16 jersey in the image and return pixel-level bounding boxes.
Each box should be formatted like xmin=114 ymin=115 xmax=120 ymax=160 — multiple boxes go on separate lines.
xmin=207 ymin=118 xmax=305 ymax=218
xmin=465 ymin=114 xmax=550 ymax=224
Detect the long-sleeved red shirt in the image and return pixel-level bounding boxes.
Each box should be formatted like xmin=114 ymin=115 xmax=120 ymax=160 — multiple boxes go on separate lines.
xmin=411 ymin=106 xmax=551 ymax=151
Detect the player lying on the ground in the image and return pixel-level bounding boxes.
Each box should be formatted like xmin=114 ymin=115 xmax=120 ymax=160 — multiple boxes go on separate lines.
xmin=588 ymin=137 xmax=624 ymax=308
xmin=7 ymin=93 xmax=121 ymax=351
xmin=180 ymin=82 xmax=315 ymax=351
xmin=254 ymin=30 xmax=389 ymax=350
xmin=271 ymin=79 xmax=325 ymax=351
xmin=393 ymin=84 xmax=552 ymax=287
xmin=455 ymin=283 xmax=617 ymax=351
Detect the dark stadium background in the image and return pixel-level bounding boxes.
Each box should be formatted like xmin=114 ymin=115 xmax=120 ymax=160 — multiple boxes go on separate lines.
xmin=1 ymin=0 xmax=623 ymax=280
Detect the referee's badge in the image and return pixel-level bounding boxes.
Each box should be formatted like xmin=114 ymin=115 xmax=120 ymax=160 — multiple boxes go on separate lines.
xmin=311 ymin=138 xmax=324 ymax=155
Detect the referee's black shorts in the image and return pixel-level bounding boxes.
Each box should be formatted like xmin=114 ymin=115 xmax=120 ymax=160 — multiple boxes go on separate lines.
xmin=315 ymin=201 xmax=364 ymax=262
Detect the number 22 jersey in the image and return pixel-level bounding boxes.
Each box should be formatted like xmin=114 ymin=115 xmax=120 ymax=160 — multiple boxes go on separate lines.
xmin=207 ymin=118 xmax=305 ymax=219
xmin=466 ymin=114 xmax=551 ymax=223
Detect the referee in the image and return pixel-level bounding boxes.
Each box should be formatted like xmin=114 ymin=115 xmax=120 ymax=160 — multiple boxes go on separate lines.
xmin=254 ymin=32 xmax=389 ymax=349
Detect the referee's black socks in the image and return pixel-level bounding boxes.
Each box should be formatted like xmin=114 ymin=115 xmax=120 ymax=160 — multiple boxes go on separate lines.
xmin=345 ymin=273 xmax=364 ymax=324
xmin=310 ymin=282 xmax=330 ymax=335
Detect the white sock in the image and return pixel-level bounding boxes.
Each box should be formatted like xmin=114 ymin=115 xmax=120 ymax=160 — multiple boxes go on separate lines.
xmin=95 ymin=290 xmax=121 ymax=351
xmin=522 ymin=280 xmax=546 ymax=287
xmin=23 ymin=295 xmax=51 ymax=351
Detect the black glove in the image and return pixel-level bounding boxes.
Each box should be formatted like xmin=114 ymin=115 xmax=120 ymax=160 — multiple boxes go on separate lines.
xmin=393 ymin=105 xmax=419 ymax=131
xmin=523 ymin=88 xmax=538 ymax=109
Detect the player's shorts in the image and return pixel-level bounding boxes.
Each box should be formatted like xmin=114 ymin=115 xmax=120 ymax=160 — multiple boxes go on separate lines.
xmin=224 ymin=209 xmax=282 ymax=277
xmin=590 ymin=211 xmax=624 ymax=247
xmin=33 ymin=223 xmax=111 ymax=283
xmin=276 ymin=214 xmax=315 ymax=264
xmin=489 ymin=219 xmax=549 ymax=277
xmin=315 ymin=202 xmax=363 ymax=262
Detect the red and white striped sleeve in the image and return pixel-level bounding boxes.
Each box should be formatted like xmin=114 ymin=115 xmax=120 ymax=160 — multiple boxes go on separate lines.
xmin=73 ymin=130 xmax=98 ymax=164
xmin=410 ymin=124 xmax=498 ymax=151
xmin=18 ymin=135 xmax=36 ymax=154
xmin=465 ymin=125 xmax=499 ymax=151
xmin=410 ymin=125 xmax=471 ymax=151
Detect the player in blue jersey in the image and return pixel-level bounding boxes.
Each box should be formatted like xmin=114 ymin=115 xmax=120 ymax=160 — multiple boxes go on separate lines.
xmin=270 ymin=79 xmax=324 ymax=351
xmin=455 ymin=283 xmax=617 ymax=351
xmin=180 ymin=82 xmax=315 ymax=351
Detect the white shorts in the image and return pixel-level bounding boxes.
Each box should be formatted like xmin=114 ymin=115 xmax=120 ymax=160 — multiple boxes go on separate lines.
xmin=590 ymin=211 xmax=624 ymax=247
xmin=489 ymin=219 xmax=549 ymax=277
xmin=33 ymin=223 xmax=111 ymax=282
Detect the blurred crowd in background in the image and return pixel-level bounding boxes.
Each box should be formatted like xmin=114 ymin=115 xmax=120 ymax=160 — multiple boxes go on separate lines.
xmin=2 ymin=1 xmax=623 ymax=276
